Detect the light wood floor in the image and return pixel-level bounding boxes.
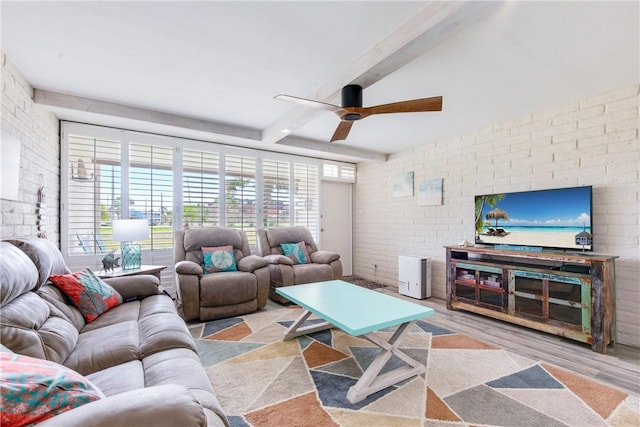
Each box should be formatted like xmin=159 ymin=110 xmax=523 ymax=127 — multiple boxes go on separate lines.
xmin=376 ymin=287 xmax=640 ymax=396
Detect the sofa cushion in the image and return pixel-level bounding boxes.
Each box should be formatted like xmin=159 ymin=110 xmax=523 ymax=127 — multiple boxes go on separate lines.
xmin=142 ymin=348 xmax=227 ymax=423
xmin=0 ymin=292 xmax=79 ymax=364
xmin=260 ymin=227 xmax=318 ymax=255
xmin=36 ymin=284 xmax=86 ymax=331
xmin=66 ymin=296 xmax=196 ymax=375
xmin=49 ymin=270 xmax=123 ymax=322
xmin=0 ymin=242 xmax=40 ymax=306
xmin=65 ymin=320 xmax=139 ymax=375
xmin=280 ymin=241 xmax=310 ymax=264
xmin=0 ymin=352 xmax=104 ymax=426
xmin=200 ymin=272 xmax=258 ymax=307
xmin=138 ymin=296 xmax=198 ymax=357
xmin=79 ymin=299 xmax=141 ymax=333
xmin=6 ymin=237 xmax=70 ymax=288
xmin=86 ymin=360 xmax=145 ymax=396
xmin=203 ymin=246 xmax=237 ymax=273
xmin=180 ymin=228 xmax=248 ymax=267
xmin=183 ymin=228 xmax=244 ymax=253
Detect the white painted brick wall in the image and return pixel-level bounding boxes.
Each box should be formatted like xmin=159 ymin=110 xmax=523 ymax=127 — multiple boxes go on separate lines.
xmin=355 ymin=85 xmax=640 ymax=347
xmin=1 ymin=52 xmax=60 ymax=243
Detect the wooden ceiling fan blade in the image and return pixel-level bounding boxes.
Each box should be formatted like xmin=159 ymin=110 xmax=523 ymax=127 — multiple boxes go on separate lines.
xmin=365 ymin=96 xmax=443 ymax=115
xmin=330 ymin=120 xmax=354 ymax=142
xmin=274 ymin=94 xmax=345 ymax=113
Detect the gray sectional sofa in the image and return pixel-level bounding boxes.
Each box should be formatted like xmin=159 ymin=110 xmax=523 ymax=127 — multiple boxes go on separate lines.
xmin=0 ymin=237 xmax=228 ymax=427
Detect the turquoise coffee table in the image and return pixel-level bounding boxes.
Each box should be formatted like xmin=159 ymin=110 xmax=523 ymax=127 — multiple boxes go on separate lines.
xmin=276 ymin=280 xmax=435 ymax=403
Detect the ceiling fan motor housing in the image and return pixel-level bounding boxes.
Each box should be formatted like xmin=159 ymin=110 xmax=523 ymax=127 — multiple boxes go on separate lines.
xmin=342 ymin=84 xmax=363 ymax=121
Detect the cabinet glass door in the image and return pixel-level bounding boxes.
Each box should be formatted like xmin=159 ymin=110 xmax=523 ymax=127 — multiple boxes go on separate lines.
xmin=454 ymin=262 xmax=505 ymax=309
xmin=514 ymin=274 xmax=544 ymax=319
xmin=548 ymin=277 xmax=586 ymax=327
xmin=514 ymin=270 xmax=587 ymax=329
xmin=454 ymin=266 xmax=476 ymax=302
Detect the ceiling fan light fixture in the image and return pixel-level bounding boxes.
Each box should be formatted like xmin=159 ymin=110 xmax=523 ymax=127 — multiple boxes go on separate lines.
xmin=342 ymin=84 xmax=363 ymax=108
xmin=275 ymin=84 xmax=442 ymax=143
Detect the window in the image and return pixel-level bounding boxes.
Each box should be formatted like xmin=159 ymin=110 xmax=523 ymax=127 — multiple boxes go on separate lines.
xmin=66 ymin=134 xmax=121 ymax=256
xmin=263 ymin=159 xmax=290 ymax=229
xmin=225 ymin=154 xmax=257 ymax=245
xmin=323 ymin=164 xmax=339 ymax=179
xmin=183 ymin=149 xmax=221 ymax=228
xmin=340 ymin=164 xmax=356 ymax=181
xmin=128 ymin=142 xmax=173 ymax=251
xmin=294 ymin=163 xmax=319 ymax=238
xmin=323 ymin=162 xmax=356 ymax=183
xmin=62 ymin=122 xmax=354 ymax=293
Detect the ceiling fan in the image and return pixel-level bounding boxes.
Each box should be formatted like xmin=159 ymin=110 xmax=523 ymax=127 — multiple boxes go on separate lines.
xmin=275 ymin=84 xmax=442 ymax=142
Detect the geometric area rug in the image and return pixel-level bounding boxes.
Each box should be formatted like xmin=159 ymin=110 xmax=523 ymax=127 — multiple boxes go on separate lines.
xmin=190 ymin=307 xmax=640 ymax=427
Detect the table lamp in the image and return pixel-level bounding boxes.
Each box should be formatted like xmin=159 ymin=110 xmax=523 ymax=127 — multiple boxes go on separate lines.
xmin=112 ymin=219 xmax=149 ymax=270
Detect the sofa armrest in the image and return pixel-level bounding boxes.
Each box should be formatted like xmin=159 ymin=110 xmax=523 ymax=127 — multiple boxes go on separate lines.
xmin=175 ymin=261 xmax=202 ymax=322
xmin=37 ymin=385 xmax=223 ymax=427
xmin=175 ymin=260 xmax=203 ymax=276
xmin=103 ymin=275 xmax=161 ymax=301
xmin=237 ymin=255 xmax=269 ymax=272
xmin=310 ymin=251 xmax=340 ymax=264
xmin=264 ymin=254 xmax=294 ymax=265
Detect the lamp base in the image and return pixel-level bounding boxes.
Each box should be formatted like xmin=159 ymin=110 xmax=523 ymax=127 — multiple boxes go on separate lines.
xmin=121 ymin=242 xmax=141 ymax=270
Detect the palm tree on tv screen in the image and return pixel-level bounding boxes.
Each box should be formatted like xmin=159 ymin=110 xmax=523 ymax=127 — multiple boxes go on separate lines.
xmin=475 ymin=194 xmax=505 ymax=237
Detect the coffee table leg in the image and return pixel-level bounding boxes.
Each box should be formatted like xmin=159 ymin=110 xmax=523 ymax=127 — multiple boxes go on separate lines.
xmin=346 ymin=320 xmax=425 ymax=403
xmin=282 ymin=309 xmax=334 ymax=340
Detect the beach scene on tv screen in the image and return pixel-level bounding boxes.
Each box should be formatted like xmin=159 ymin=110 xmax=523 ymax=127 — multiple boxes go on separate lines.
xmin=475 ymin=187 xmax=592 ymax=250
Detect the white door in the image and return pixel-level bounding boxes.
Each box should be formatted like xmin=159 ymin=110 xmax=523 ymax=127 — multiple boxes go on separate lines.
xmin=320 ymin=181 xmax=353 ymax=275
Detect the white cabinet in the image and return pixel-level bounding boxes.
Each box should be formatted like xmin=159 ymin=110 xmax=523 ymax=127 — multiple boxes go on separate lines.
xmin=398 ymin=256 xmax=431 ymax=299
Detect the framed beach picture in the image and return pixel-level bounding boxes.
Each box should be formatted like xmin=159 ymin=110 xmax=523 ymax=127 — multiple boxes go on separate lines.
xmin=393 ymin=171 xmax=414 ymax=197
xmin=418 ymin=178 xmax=443 ymax=206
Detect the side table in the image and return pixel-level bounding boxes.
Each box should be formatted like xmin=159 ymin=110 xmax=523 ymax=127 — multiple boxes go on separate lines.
xmin=97 ymin=265 xmax=167 ymax=283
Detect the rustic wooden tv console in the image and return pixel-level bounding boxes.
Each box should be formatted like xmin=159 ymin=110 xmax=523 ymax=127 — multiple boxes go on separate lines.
xmin=445 ymin=245 xmax=617 ymax=353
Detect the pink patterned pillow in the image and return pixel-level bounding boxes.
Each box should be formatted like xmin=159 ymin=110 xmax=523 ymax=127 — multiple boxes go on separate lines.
xmin=0 ymin=352 xmax=104 ymax=426
xmin=49 ymin=269 xmax=122 ymax=322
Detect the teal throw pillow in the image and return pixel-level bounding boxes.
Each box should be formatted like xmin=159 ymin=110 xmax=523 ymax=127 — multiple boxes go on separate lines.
xmin=202 ymin=246 xmax=237 ymax=274
xmin=280 ymin=241 xmax=310 ymax=265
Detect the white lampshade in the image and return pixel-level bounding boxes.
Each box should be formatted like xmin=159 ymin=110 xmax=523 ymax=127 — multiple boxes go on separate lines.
xmin=112 ymin=219 xmax=149 ymax=242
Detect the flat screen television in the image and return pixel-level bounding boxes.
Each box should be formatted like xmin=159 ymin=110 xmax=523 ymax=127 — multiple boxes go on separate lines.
xmin=475 ymin=186 xmax=593 ymax=251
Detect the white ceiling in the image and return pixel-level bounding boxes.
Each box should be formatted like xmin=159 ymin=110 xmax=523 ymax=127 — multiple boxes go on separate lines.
xmin=2 ymin=1 xmax=638 ymax=163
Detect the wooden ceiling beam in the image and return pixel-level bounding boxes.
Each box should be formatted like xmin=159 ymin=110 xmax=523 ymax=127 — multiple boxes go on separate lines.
xmin=34 ymin=89 xmax=262 ymax=141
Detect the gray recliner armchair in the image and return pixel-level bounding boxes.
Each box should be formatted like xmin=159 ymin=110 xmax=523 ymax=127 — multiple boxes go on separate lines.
xmin=256 ymin=226 xmax=342 ymax=303
xmin=174 ymin=228 xmax=270 ymax=321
